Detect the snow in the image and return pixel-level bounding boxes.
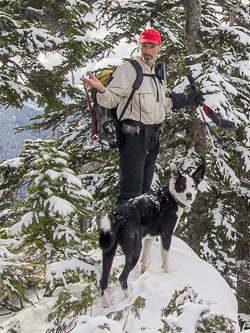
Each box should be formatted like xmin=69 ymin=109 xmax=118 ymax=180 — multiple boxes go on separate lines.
xmin=62 ymin=169 xmax=83 ymax=188
xmin=2 ymin=3 xmax=250 ymax=332
xmin=46 ymin=257 xmax=101 ymax=289
xmin=10 ymin=211 xmax=36 ymax=235
xmin=0 ymin=157 xmax=23 ymax=169
xmin=172 ymin=303 xmax=210 ymax=332
xmin=45 ymin=169 xmax=61 ymax=181
xmin=45 ymin=195 xmax=76 ymax=216
xmin=0 ymin=236 xmax=241 ymax=332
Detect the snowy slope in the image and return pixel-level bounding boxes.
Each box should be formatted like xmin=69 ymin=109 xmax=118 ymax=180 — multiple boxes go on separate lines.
xmin=0 ymin=105 xmax=50 ymax=162
xmin=0 ymin=236 xmax=241 ymax=332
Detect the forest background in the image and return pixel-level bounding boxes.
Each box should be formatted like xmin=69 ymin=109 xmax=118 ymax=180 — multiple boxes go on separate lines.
xmin=1 ymin=0 xmax=250 ymax=331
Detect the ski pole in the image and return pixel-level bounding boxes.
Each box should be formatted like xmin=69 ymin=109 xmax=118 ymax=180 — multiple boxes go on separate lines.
xmin=186 ymin=74 xmax=216 ymax=150
xmin=83 ymin=83 xmax=93 ymax=116
xmin=83 ymin=81 xmax=98 ymax=142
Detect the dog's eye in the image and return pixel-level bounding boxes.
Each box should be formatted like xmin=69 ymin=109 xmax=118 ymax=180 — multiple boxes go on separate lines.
xmin=192 ymin=185 xmax=195 ymax=188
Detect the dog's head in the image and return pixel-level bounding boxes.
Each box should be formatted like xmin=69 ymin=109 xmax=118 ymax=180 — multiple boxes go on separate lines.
xmin=169 ymin=163 xmax=205 ymax=207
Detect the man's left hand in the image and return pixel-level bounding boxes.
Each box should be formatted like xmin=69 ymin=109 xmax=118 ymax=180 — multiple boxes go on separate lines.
xmin=187 ymin=90 xmax=205 ymax=107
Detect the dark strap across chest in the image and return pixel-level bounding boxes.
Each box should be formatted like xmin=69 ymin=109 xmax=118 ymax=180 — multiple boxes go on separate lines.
xmin=143 ymin=73 xmax=160 ymax=102
xmin=119 ymin=60 xmax=161 ymax=120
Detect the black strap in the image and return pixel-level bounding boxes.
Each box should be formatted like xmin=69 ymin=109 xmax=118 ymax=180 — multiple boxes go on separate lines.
xmin=118 ymin=89 xmax=137 ymax=121
xmin=118 ymin=59 xmax=143 ymax=121
xmin=143 ymin=73 xmax=160 ymax=102
xmin=127 ymin=59 xmax=144 ymax=90
xmin=117 ymin=59 xmax=160 ymax=121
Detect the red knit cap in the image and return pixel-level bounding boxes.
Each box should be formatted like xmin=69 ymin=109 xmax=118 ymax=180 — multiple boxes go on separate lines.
xmin=139 ymin=29 xmax=161 ymax=45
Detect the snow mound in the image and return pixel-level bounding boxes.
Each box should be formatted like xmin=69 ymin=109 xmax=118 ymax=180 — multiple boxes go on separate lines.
xmin=0 ymin=237 xmax=240 ymax=332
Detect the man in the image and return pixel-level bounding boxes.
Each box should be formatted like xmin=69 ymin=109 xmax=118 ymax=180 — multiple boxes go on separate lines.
xmin=81 ymin=29 xmax=203 ymax=205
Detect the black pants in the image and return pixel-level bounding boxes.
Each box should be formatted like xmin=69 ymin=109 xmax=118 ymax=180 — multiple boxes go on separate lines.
xmin=116 ymin=122 xmax=160 ymax=205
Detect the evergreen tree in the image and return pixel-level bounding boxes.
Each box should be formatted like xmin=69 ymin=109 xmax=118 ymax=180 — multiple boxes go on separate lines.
xmin=0 ymin=139 xmax=100 ymax=309
xmin=0 ymin=0 xmax=111 ymax=122
xmin=85 ymin=0 xmax=250 ymax=315
xmin=1 ymin=0 xmax=250 ymax=322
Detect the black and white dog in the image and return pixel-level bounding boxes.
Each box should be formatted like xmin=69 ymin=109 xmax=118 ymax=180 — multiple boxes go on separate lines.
xmin=99 ymin=163 xmax=205 ymax=307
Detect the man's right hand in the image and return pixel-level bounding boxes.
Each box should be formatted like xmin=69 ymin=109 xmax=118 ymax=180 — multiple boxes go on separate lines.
xmin=80 ymin=71 xmax=106 ymax=93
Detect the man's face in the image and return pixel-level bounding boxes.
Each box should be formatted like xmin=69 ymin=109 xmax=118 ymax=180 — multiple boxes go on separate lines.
xmin=140 ymin=42 xmax=162 ymax=65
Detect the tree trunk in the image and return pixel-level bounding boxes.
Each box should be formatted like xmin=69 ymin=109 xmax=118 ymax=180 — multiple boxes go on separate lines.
xmin=183 ymin=0 xmax=203 ymax=55
xmin=185 ymin=110 xmax=206 ymax=157
xmin=79 ymin=216 xmax=88 ymax=233
xmin=234 ymin=127 xmax=250 ymax=314
xmin=183 ymin=0 xmax=207 ymax=251
xmin=185 ymin=109 xmax=207 ymax=250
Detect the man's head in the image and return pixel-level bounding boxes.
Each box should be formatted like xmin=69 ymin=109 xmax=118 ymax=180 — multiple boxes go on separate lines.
xmin=139 ymin=29 xmax=162 ymax=65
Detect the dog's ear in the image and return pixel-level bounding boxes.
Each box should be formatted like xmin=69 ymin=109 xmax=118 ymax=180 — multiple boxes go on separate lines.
xmin=170 ymin=163 xmax=181 ymax=182
xmin=192 ymin=163 xmax=205 ymax=184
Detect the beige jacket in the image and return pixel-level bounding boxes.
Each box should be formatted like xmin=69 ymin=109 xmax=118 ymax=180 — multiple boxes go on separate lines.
xmin=96 ymin=56 xmax=173 ymax=125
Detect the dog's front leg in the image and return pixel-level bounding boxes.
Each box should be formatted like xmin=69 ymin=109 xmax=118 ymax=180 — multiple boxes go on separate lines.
xmin=160 ymin=236 xmax=171 ymax=273
xmin=140 ymin=238 xmax=153 ymax=274
xmin=161 ymin=247 xmax=170 ymax=273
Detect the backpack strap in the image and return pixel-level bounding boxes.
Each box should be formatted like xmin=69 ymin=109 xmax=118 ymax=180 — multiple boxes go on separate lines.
xmin=118 ymin=59 xmax=143 ymax=121
xmin=143 ymin=73 xmax=160 ymax=102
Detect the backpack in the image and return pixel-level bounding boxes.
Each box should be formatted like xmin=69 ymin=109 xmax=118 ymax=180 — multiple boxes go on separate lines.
xmin=88 ymin=59 xmax=165 ymax=148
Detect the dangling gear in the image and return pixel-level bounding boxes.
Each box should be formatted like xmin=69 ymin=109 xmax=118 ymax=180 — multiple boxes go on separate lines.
xmin=203 ymin=105 xmax=238 ymax=132
xmin=186 ymin=74 xmax=238 ymax=132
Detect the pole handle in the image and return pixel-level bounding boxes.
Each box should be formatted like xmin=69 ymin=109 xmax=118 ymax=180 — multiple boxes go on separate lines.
xmin=84 ymin=83 xmax=93 ymax=113
xmin=186 ymin=74 xmax=196 ymax=91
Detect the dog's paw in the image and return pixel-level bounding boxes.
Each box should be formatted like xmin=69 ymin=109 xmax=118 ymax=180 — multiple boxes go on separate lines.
xmin=162 ymin=264 xmax=171 ymax=273
xmin=102 ymin=302 xmax=111 ymax=308
xmin=123 ymin=289 xmax=132 ymax=298
xmin=102 ymin=290 xmax=111 ymax=308
xmin=162 ymin=266 xmax=176 ymax=273
xmin=140 ymin=264 xmax=147 ymax=274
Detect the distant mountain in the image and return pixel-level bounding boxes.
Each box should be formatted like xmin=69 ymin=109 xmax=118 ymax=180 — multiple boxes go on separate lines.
xmin=0 ymin=105 xmax=49 ymax=161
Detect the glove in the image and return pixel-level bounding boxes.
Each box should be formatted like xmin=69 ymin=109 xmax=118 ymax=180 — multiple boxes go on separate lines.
xmin=170 ymin=91 xmax=204 ymax=110
xmin=187 ymin=90 xmax=205 ymax=107
xmin=204 ymin=106 xmax=238 ymax=131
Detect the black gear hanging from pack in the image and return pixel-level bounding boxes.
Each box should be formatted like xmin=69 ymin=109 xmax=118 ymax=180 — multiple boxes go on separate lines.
xmin=186 ymin=74 xmax=238 ymax=132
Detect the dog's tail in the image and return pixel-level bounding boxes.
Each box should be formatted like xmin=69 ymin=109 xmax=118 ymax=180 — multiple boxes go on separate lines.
xmin=99 ymin=214 xmax=119 ymax=253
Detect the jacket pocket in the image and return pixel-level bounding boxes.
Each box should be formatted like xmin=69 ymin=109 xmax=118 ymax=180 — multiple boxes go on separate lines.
xmin=134 ymin=89 xmax=155 ymax=114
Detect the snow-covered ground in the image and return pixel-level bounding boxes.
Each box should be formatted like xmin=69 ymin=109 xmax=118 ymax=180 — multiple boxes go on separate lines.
xmin=0 ymin=236 xmax=242 ymax=332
